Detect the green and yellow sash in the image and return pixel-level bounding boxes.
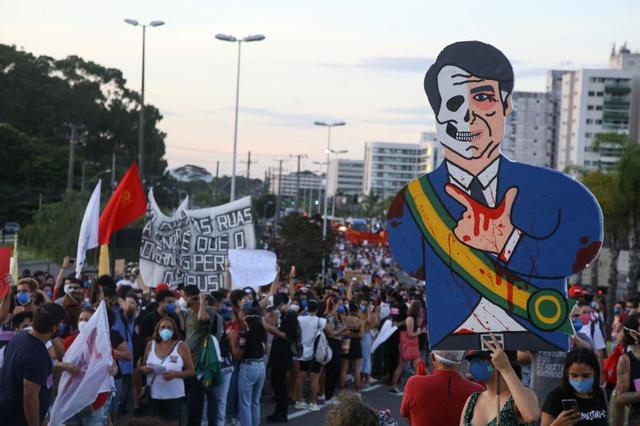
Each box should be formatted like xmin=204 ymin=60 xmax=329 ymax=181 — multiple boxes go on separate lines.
xmin=404 ymin=177 xmax=573 ymax=333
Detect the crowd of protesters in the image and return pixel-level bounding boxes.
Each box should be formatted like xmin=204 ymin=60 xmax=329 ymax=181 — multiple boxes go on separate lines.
xmin=2 ymin=239 xmax=640 ymax=426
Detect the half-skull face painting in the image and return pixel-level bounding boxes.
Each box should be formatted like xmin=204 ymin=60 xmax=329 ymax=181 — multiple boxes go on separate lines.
xmin=387 ymin=41 xmax=603 ymax=350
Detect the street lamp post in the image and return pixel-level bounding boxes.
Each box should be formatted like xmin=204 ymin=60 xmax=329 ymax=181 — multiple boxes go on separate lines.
xmin=313 ymin=121 xmax=346 ymax=284
xmin=326 ymin=148 xmax=348 ymax=218
xmin=124 ymin=18 xmax=165 ymax=182
xmin=216 ymin=33 xmax=266 ymax=201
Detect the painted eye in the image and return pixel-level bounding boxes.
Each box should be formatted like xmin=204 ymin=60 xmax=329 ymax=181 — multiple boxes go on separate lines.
xmin=473 ymin=93 xmax=491 ymax=102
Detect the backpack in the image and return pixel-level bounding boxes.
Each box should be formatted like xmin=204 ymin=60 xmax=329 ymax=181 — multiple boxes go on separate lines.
xmin=313 ymin=317 xmax=332 ymax=365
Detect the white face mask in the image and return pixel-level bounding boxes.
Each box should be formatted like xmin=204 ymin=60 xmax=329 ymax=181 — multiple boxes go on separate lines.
xmin=78 ymin=320 xmax=89 ymax=334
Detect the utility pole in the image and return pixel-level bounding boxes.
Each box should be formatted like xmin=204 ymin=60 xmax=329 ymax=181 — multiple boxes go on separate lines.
xmin=67 ymin=124 xmax=77 ymax=191
xmin=214 ymin=160 xmax=219 ymax=204
xmin=80 ymin=162 xmax=86 ymax=192
xmin=274 ymin=160 xmax=284 ymax=225
xmin=111 ymin=151 xmax=116 ymax=190
xmin=240 ymin=151 xmax=257 ymax=196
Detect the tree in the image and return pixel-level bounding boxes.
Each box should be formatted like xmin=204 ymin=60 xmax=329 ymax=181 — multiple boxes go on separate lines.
xmin=594 ymin=132 xmax=640 ymax=299
xmin=581 ymin=170 xmax=626 ymax=324
xmin=267 ymin=214 xmax=335 ymax=280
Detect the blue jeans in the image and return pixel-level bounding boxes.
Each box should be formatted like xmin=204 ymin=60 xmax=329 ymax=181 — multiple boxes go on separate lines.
xmin=237 ymin=360 xmax=265 ymax=426
xmin=211 ymin=367 xmax=233 ymax=426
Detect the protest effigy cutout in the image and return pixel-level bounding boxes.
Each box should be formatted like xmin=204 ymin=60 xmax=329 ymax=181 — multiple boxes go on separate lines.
xmin=139 ymin=190 xmax=256 ymax=292
xmin=228 ymin=249 xmax=277 ymax=289
xmin=387 ymin=41 xmax=603 ymax=351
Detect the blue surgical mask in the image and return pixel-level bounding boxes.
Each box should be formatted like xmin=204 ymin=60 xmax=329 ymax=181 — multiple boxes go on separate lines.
xmin=17 ymin=291 xmax=31 ymax=306
xmin=301 ymin=300 xmax=308 ymax=310
xmin=469 ymin=359 xmax=494 ymax=382
xmin=165 ymin=303 xmax=176 ymax=314
xmin=572 ymin=319 xmax=583 ymax=330
xmin=159 ymin=329 xmax=174 ymax=342
xmin=337 ymin=305 xmax=346 ymax=314
xmin=570 ymin=376 xmax=594 ymax=394
xmin=615 ymin=307 xmax=623 ymax=315
xmin=243 ymin=302 xmax=253 ymax=314
xmin=45 ymin=289 xmax=53 ymax=298
xmin=360 ymin=304 xmax=368 ymax=313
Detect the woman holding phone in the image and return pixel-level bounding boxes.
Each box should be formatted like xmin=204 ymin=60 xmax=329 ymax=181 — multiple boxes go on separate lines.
xmin=541 ymin=348 xmax=607 ymax=425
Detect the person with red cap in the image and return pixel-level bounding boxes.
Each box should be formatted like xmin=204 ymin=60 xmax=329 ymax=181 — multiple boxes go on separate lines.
xmin=400 ymin=350 xmax=483 ymax=425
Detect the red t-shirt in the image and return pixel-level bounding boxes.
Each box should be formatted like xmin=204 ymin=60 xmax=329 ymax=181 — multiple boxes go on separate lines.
xmin=400 ymin=369 xmax=484 ymax=426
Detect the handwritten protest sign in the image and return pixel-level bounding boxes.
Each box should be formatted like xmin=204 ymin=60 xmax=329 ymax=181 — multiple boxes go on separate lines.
xmin=139 ymin=190 xmax=255 ymax=292
xmin=228 ymin=249 xmax=277 ymax=289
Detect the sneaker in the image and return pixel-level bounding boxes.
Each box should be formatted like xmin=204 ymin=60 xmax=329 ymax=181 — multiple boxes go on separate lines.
xmin=294 ymin=401 xmax=308 ymax=410
xmin=318 ymin=394 xmax=325 ymax=401
xmin=369 ymin=377 xmax=378 ymax=384
xmin=326 ymin=398 xmax=340 ymax=406
xmin=307 ymin=403 xmax=321 ymax=412
xmin=388 ymin=387 xmax=403 ymax=396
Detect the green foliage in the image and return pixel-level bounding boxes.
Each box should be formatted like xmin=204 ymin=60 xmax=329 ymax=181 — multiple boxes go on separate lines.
xmin=21 ymin=191 xmax=90 ymax=261
xmin=253 ymin=193 xmax=277 ymax=220
xmin=267 ymin=214 xmax=335 ymax=280
xmin=0 ymin=44 xmax=169 ymax=225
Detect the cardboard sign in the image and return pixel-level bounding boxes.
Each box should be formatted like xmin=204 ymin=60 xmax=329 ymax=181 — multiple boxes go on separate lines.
xmin=114 ymin=259 xmax=126 ymax=276
xmin=386 ymin=41 xmax=603 ymax=351
xmin=228 ymin=249 xmax=277 ymax=289
xmin=0 ymin=247 xmax=11 ymax=298
xmin=139 ymin=191 xmax=256 ymax=292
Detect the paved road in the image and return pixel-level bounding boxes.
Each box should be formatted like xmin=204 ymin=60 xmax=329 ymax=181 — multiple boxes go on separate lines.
xmin=258 ymin=383 xmax=409 ymax=426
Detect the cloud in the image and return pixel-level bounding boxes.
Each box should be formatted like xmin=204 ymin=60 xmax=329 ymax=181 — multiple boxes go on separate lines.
xmin=320 ymin=56 xmax=434 ymax=73
xmin=371 ymin=105 xmax=435 ymax=127
xmin=238 ymin=106 xmax=344 ymax=127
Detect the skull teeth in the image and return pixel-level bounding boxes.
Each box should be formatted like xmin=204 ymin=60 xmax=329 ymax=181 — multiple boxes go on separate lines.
xmin=455 ymin=132 xmax=480 ymax=142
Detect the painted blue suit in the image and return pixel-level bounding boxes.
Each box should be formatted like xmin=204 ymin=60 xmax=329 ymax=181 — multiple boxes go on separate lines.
xmin=387 ymin=154 xmax=603 ymax=350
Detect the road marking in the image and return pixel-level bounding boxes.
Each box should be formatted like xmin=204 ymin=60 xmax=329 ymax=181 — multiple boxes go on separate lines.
xmin=288 ymin=409 xmax=312 ymax=419
xmin=361 ymin=384 xmax=382 ymax=393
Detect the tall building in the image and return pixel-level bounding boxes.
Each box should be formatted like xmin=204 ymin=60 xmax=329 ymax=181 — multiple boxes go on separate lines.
xmin=327 ymin=159 xmax=364 ymax=196
xmin=501 ymin=91 xmax=555 ymax=167
xmin=418 ymin=132 xmax=444 ymax=174
xmin=609 ymin=43 xmax=640 ymax=144
xmin=271 ymin=170 xmax=323 ymax=197
xmin=363 ymin=141 xmax=420 ymax=198
xmin=556 ymin=68 xmax=633 ymax=171
xmin=546 ymin=70 xmax=570 ymax=169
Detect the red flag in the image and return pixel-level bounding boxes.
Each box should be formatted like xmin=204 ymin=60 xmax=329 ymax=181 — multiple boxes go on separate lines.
xmin=98 ymin=163 xmax=147 ymax=245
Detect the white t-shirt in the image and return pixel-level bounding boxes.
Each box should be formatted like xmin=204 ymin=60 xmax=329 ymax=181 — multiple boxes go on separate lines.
xmin=116 ymin=279 xmax=137 ymax=289
xmin=579 ymin=321 xmax=606 ymax=351
xmin=297 ymin=315 xmax=327 ymax=361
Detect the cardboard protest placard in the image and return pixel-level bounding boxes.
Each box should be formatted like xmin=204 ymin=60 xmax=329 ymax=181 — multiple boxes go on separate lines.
xmin=228 ymin=249 xmax=277 ymax=289
xmin=139 ymin=190 xmax=256 ymax=292
xmin=386 ymin=41 xmax=603 ymax=351
xmin=0 ymin=247 xmax=11 ymax=298
xmin=114 ymin=259 xmax=126 ymax=276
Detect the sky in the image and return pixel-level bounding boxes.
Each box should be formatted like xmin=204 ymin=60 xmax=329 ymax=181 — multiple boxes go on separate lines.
xmin=2 ymin=0 xmax=639 ymax=180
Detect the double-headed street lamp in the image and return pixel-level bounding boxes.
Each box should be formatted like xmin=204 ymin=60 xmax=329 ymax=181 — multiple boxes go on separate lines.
xmin=216 ymin=33 xmax=266 ymax=201
xmin=124 ymin=19 xmax=165 ymax=182
xmin=314 ymin=121 xmax=346 ymax=283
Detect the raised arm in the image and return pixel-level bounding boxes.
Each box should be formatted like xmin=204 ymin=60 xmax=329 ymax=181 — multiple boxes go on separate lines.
xmin=616 ymin=354 xmax=640 ymax=406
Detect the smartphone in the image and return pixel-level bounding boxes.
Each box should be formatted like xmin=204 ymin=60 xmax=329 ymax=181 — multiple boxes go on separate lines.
xmin=561 ymin=399 xmax=578 ymax=411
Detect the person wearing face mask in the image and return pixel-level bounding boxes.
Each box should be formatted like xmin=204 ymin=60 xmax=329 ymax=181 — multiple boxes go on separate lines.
xmin=14 ymin=278 xmax=39 ymax=314
xmin=461 ymin=334 xmax=541 ymax=425
xmin=140 ymin=317 xmax=195 ymax=424
xmin=324 ymin=297 xmax=350 ymax=404
xmin=0 ymin=303 xmax=66 ymax=426
xmin=541 ymin=348 xmax=607 ymax=426
xmin=112 ymin=290 xmax=140 ymax=417
xmin=615 ymin=314 xmax=640 ymax=425
xmin=141 ymin=289 xmax=181 ymax=343
xmin=209 ymin=291 xmax=235 ymax=426
xmin=575 ymin=302 xmax=606 ymax=386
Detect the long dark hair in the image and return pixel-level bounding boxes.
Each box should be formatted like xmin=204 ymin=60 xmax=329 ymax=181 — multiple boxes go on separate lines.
xmin=562 ymin=348 xmax=600 ymax=395
xmin=623 ymin=313 xmax=640 ymax=346
xmin=245 ymin=307 xmax=265 ymax=342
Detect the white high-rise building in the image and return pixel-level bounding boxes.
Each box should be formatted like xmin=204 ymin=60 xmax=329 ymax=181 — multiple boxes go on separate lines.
xmin=609 ymin=43 xmax=640 ymax=144
xmin=501 ymin=91 xmax=555 ymax=167
xmin=363 ymin=141 xmax=420 ymax=197
xmin=327 ymin=159 xmax=364 ymax=196
xmin=271 ymin=170 xmax=323 ymax=197
xmin=418 ymin=132 xmax=444 ymax=174
xmin=556 ymin=68 xmax=633 ymax=171
xmin=547 ymin=70 xmax=570 ymax=169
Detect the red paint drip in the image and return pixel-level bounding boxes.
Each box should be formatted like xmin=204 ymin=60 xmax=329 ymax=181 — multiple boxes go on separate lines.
xmin=463 ymin=235 xmax=471 ymax=242
xmin=580 ymin=236 xmax=589 ymax=244
xmin=454 ymin=328 xmax=474 ymax=335
xmin=446 ymin=184 xmax=507 ymax=237
xmin=387 ymin=187 xmax=406 ymax=219
xmin=572 ymin=241 xmax=602 ymax=274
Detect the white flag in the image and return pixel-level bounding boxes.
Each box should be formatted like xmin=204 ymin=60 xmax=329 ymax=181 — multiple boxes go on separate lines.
xmin=49 ymin=301 xmax=114 ymax=425
xmin=76 ymin=180 xmax=101 ymax=278
xmin=371 ymin=319 xmax=398 ymax=353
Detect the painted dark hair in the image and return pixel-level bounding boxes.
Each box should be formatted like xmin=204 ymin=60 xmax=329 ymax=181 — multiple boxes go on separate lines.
xmin=424 ymin=41 xmax=514 ymax=114
xmin=562 ymin=348 xmax=600 ymax=395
